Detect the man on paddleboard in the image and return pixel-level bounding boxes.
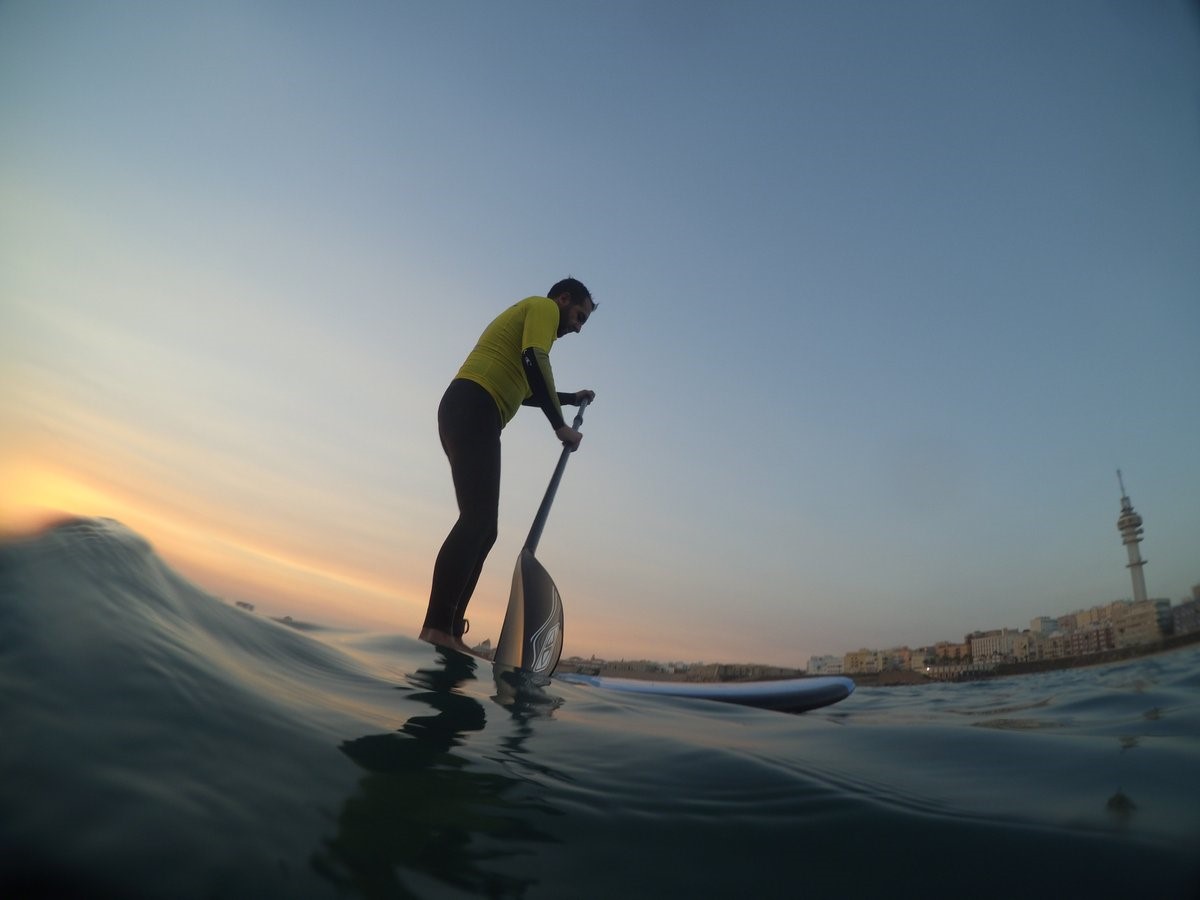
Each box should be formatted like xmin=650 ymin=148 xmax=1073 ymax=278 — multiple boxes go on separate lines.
xmin=420 ymin=278 xmax=597 ymax=652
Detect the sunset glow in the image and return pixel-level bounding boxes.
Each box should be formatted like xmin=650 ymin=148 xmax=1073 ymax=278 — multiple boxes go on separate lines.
xmin=3 ymin=2 xmax=1197 ymax=666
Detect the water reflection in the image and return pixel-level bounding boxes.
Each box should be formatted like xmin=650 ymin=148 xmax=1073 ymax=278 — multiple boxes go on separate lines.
xmin=312 ymin=648 xmax=560 ymax=898
xmin=491 ymin=662 xmax=564 ymax=719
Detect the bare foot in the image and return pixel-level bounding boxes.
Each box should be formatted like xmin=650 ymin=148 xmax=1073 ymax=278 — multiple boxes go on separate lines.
xmin=419 ymin=627 xmax=476 ymax=656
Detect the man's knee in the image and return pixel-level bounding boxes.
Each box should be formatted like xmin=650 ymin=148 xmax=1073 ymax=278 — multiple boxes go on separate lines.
xmin=459 ymin=512 xmax=497 ymax=551
xmin=479 ymin=520 xmax=498 ymax=552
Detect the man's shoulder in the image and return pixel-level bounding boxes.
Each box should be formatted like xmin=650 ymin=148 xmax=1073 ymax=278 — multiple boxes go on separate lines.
xmin=504 ymin=296 xmax=556 ymax=327
xmin=493 ymin=295 xmax=552 ymax=322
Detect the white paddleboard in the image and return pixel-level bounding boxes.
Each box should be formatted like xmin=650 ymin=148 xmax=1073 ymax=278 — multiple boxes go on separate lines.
xmin=555 ymin=672 xmax=854 ymax=713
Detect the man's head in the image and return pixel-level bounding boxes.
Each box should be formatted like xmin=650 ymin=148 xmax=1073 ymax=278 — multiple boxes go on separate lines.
xmin=548 ymin=277 xmax=596 ymax=337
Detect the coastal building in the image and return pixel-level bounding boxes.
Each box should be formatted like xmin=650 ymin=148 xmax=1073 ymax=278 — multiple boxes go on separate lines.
xmin=1011 ymin=631 xmax=1044 ymax=662
xmin=1030 ymin=616 xmax=1059 ymax=635
xmin=842 ymin=649 xmax=878 ymax=674
xmin=1046 ymin=625 xmax=1114 ymax=659
xmin=970 ymin=628 xmax=1021 ymax=662
xmin=1052 ymin=598 xmax=1173 ymax=652
xmin=909 ymin=647 xmax=936 ymax=671
xmin=878 ymin=647 xmax=912 ymax=671
xmin=933 ymin=640 xmax=970 ymax=662
xmin=1109 ymin=598 xmax=1171 ymax=648
xmin=807 ymin=655 xmax=843 ymax=675
xmin=1173 ymin=598 xmax=1200 ymax=635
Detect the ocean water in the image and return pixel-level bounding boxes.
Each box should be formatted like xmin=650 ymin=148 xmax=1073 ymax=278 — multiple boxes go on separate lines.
xmin=2 ymin=518 xmax=1197 ymax=899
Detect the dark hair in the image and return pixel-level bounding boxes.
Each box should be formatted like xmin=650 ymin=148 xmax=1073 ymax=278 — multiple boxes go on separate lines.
xmin=547 ymin=277 xmax=596 ymax=309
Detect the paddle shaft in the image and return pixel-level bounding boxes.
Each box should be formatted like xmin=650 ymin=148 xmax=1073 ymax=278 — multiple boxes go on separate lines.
xmin=524 ymin=398 xmax=589 ymax=555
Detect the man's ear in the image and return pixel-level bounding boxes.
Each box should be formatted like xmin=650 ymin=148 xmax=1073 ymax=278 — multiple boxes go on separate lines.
xmin=552 ymin=292 xmax=572 ymax=308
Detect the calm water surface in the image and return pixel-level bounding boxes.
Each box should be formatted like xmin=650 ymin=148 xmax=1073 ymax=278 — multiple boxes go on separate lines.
xmin=2 ymin=519 xmax=1197 ymax=898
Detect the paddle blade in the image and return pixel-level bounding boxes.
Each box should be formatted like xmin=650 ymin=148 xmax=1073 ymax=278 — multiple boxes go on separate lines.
xmin=494 ymin=548 xmax=564 ymax=675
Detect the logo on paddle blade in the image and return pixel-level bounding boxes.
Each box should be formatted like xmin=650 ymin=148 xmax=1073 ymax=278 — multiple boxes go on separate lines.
xmin=527 ymin=585 xmax=562 ymax=674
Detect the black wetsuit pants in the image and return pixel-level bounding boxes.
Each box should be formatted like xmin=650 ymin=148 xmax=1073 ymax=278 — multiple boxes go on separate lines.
xmin=425 ymin=379 xmax=501 ymax=636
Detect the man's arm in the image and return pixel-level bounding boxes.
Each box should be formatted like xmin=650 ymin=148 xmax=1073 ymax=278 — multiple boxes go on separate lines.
xmin=520 ymin=347 xmax=566 ymax=430
xmin=521 ymin=350 xmax=595 ymax=450
xmin=522 ymin=391 xmax=581 ymax=407
xmin=521 ymin=391 xmax=590 ymax=407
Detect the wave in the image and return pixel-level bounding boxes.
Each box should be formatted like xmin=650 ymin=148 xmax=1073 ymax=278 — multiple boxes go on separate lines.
xmin=2 ymin=518 xmax=1197 ymax=899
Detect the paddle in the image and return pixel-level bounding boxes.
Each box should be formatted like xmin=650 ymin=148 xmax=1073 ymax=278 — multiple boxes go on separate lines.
xmin=493 ymin=398 xmax=589 ymax=674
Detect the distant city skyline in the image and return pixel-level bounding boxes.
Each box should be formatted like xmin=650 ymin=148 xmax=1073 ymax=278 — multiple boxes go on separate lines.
xmin=805 ymin=473 xmax=1196 ymax=661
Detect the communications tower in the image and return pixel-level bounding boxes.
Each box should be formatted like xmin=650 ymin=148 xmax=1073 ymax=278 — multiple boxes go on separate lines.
xmin=1116 ymin=470 xmax=1148 ymax=604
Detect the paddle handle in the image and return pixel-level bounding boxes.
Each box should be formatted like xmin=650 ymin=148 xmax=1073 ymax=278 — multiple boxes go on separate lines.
xmin=524 ymin=398 xmax=589 ymax=554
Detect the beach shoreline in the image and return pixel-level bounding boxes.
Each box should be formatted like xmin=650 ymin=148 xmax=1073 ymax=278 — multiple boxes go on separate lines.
xmin=557 ymin=630 xmax=1200 ymax=687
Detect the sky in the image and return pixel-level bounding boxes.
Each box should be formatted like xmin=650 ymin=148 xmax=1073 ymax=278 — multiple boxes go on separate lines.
xmin=2 ymin=1 xmax=1198 ymax=668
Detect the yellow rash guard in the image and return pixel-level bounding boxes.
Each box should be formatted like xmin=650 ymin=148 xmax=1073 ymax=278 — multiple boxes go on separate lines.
xmin=455 ymin=296 xmax=566 ymax=428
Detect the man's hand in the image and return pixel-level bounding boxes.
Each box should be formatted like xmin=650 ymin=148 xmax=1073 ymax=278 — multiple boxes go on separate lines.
xmin=555 ymin=425 xmax=584 ymax=451
xmin=572 ymin=389 xmax=595 ymax=405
